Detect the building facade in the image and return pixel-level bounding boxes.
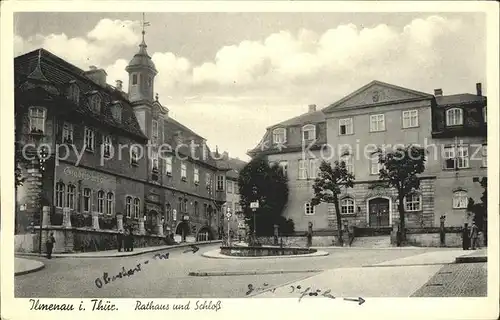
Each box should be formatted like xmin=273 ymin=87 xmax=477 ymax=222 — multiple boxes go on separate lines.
xmin=249 ymin=81 xmax=486 ymax=232
xmin=15 ymin=31 xmax=228 ymax=245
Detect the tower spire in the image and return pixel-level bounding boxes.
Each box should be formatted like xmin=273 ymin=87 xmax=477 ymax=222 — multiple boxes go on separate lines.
xmin=141 ymin=12 xmax=150 ymax=46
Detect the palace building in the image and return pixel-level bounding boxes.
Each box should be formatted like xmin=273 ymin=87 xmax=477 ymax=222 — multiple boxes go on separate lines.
xmin=14 ymin=30 xmax=229 ymax=251
xmin=249 ymin=81 xmax=487 ymax=233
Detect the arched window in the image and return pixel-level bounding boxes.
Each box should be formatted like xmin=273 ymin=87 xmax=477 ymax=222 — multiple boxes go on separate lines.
xmin=55 ymin=182 xmax=65 ymax=208
xmin=446 ymin=108 xmax=463 ymax=126
xmin=83 ymin=188 xmax=91 ymax=212
xmin=97 ymin=190 xmax=105 ymax=214
xmin=272 ymin=128 xmax=286 ymax=144
xmin=89 ymin=94 xmax=101 ymax=112
xmin=404 ymin=193 xmax=422 ymax=212
xmin=68 ymin=83 xmax=80 ymax=104
xmin=66 ymin=184 xmax=76 ymax=210
xmin=106 ymin=192 xmax=114 ymax=215
xmin=302 ymin=124 xmax=316 ymax=142
xmin=125 ymin=196 xmax=132 ymax=218
xmin=341 ymin=198 xmax=355 ymax=214
xmin=133 ymin=198 xmax=140 ymax=219
xmin=453 ymin=190 xmax=468 ymax=209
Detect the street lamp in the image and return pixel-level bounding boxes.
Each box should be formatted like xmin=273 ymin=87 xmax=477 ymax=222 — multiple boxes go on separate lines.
xmin=226 ymin=207 xmax=232 ymax=246
xmin=35 ymin=145 xmax=49 ymax=256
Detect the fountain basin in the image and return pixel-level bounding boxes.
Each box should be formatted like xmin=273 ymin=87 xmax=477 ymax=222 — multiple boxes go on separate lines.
xmin=220 ymin=246 xmax=316 ymax=257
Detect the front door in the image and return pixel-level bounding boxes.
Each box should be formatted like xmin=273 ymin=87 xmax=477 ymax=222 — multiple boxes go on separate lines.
xmin=368 ymin=198 xmax=390 ymax=227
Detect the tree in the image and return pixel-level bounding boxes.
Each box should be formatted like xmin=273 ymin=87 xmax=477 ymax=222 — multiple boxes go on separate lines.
xmin=311 ymin=160 xmax=355 ymax=246
xmin=467 ymin=177 xmax=487 ymax=245
xmin=378 ymin=145 xmax=426 ymax=244
xmin=238 ymin=156 xmax=292 ymax=237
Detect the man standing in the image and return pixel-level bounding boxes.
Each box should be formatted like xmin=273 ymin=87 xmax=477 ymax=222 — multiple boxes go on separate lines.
xmin=45 ymin=232 xmax=55 ymax=259
xmin=462 ymin=223 xmax=469 ymax=250
xmin=117 ymin=230 xmax=124 ymax=252
xmin=470 ymin=222 xmax=479 ymax=250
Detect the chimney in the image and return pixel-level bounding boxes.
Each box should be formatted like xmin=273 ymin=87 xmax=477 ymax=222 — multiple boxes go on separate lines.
xmin=476 ymin=83 xmax=482 ymax=96
xmin=308 ymin=104 xmax=317 ymax=113
xmin=84 ymin=66 xmax=107 ymax=87
xmin=434 ymin=88 xmax=443 ymax=97
xmin=115 ymin=80 xmax=123 ymax=91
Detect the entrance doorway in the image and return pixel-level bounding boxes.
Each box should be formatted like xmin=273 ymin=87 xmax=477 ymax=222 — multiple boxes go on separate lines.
xmin=368 ymin=198 xmax=390 ymax=227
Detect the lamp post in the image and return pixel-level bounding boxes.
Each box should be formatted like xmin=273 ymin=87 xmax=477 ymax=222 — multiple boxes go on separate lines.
xmin=226 ymin=207 xmax=232 ymax=246
xmin=35 ymin=145 xmax=49 ymax=256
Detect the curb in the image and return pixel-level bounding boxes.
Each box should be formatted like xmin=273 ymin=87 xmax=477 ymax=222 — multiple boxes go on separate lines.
xmin=455 ymin=256 xmax=487 ymax=263
xmin=201 ymin=249 xmax=329 ymax=260
xmin=362 ymin=262 xmax=455 ymax=268
xmin=15 ymin=241 xmax=221 ymax=259
xmin=14 ymin=259 xmax=45 ymax=276
xmin=188 ymin=269 xmax=323 ymax=277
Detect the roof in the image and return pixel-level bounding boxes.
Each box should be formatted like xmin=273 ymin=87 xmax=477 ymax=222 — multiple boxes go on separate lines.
xmin=215 ymin=157 xmax=247 ymax=179
xmin=270 ymin=110 xmax=326 ymax=128
xmin=435 ymin=93 xmax=486 ymax=107
xmin=15 ymin=48 xmax=148 ymax=141
xmin=126 ymin=35 xmax=157 ymax=73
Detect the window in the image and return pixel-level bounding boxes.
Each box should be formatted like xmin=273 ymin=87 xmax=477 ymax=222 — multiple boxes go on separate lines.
xmin=339 ymin=118 xmax=353 ymax=135
xmin=106 ymin=192 xmax=114 ymax=215
xmin=181 ymin=162 xmax=187 ymax=180
xmin=370 ymin=156 xmax=382 ymax=175
xmin=111 ymin=104 xmax=122 ymax=123
xmin=97 ymin=190 xmax=105 ymax=214
xmin=151 ymin=150 xmax=159 ymax=172
xmin=165 ymin=203 xmax=172 ymax=222
xmin=68 ymin=83 xmax=79 ymax=104
xmin=446 ymin=108 xmax=463 ymax=126
xmin=298 ymin=159 xmax=317 ymax=179
xmin=305 ymin=202 xmax=315 ymax=215
xmin=83 ymin=188 xmax=91 ymax=212
xmin=206 ymin=173 xmax=212 ymax=188
xmin=402 ymin=110 xmax=419 ymax=128
xmin=133 ymin=198 xmax=140 ymax=218
xmin=183 ymin=199 xmax=188 ymax=213
xmin=130 ymin=146 xmax=139 ymax=165
xmin=151 ymin=120 xmax=158 ymax=144
xmin=62 ymin=122 xmax=73 ymax=143
xmin=443 ymin=146 xmax=456 ymax=169
xmin=217 ymin=175 xmax=225 ymax=191
xmin=227 ymin=180 xmax=233 ymax=193
xmin=309 ymin=159 xmax=318 ymax=178
xmin=132 ymin=74 xmax=138 ymax=85
xmin=341 ymin=198 xmax=355 ymax=214
xmin=298 ymin=159 xmax=308 ymax=179
xmin=165 ymin=156 xmax=172 ymax=175
xmin=102 ymin=135 xmax=112 ymax=158
xmin=29 ymin=107 xmax=46 ymax=134
xmin=340 ymin=153 xmax=354 ymax=174
xmin=148 ymin=76 xmax=152 ymax=87
xmin=453 ymin=191 xmax=468 ymax=209
xmin=84 ymin=127 xmax=95 ymax=152
xmin=55 ymin=182 xmax=65 ymax=208
xmin=482 ymin=145 xmax=487 ymax=167
xmin=272 ymin=128 xmax=286 ymax=144
xmin=279 ymin=161 xmax=288 ymax=177
xmin=194 ymin=167 xmax=199 ymax=185
xmin=89 ymin=94 xmax=101 ymax=112
xmin=125 ymin=196 xmax=132 ymax=218
xmin=370 ymin=114 xmax=385 ymax=132
xmin=302 ymin=124 xmax=316 ymax=141
xmin=457 ymin=146 xmax=469 ymax=169
xmin=405 ymin=194 xmax=422 ymax=212
xmin=66 ymin=184 xmax=76 ymax=210
xmin=190 ymin=139 xmax=197 ymax=157
xmin=194 ymin=201 xmax=199 ymax=216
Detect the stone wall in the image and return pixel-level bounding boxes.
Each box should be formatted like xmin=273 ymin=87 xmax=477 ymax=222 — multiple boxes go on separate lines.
xmin=15 ymin=234 xmax=37 ymax=253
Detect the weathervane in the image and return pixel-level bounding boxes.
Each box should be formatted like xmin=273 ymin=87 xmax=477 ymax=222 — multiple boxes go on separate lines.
xmin=142 ymin=12 xmax=151 ymax=41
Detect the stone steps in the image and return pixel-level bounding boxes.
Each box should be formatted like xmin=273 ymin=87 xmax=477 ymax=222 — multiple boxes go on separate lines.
xmin=350 ymin=235 xmax=391 ymax=248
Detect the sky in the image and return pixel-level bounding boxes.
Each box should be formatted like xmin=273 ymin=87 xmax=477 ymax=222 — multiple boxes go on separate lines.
xmin=14 ymin=12 xmax=486 ymax=161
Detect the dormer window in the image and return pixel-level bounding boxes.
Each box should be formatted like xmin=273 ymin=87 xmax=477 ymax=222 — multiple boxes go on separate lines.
xmin=68 ymin=83 xmax=80 ymax=104
xmin=446 ymin=108 xmax=463 ymax=126
xmin=111 ymin=103 xmax=122 ymax=123
xmin=272 ymin=128 xmax=286 ymax=144
xmin=89 ymin=94 xmax=101 ymax=112
xmin=302 ymin=124 xmax=316 ymax=142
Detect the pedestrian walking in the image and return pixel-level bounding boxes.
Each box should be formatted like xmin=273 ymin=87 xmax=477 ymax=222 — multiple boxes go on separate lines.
xmin=45 ymin=232 xmax=55 ymax=259
xmin=462 ymin=223 xmax=469 ymax=250
xmin=470 ymin=222 xmax=479 ymax=250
